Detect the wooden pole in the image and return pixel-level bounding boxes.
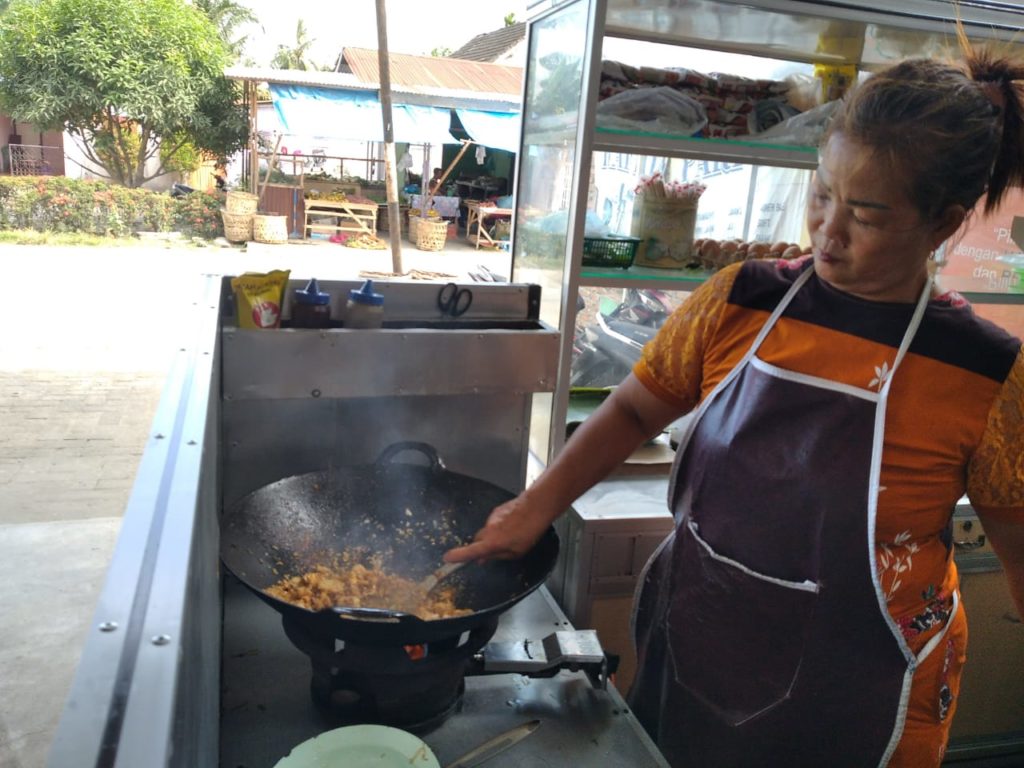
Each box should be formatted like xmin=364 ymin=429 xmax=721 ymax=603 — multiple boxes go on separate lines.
xmin=423 ymin=139 xmax=472 ymax=213
xmin=248 ymin=81 xmax=259 ymax=195
xmin=258 ymin=134 xmax=283 ymax=209
xmin=375 ymin=0 xmax=404 ymax=273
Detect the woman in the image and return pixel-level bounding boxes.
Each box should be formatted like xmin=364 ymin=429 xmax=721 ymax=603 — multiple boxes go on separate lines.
xmin=445 ymin=45 xmax=1024 ymax=768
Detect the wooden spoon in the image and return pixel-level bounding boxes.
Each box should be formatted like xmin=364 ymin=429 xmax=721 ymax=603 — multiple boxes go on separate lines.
xmin=418 ymin=561 xmax=468 ymax=595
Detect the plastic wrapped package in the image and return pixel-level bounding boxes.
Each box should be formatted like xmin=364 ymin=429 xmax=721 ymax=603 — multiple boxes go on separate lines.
xmin=753 ymin=100 xmax=841 ymax=146
xmin=596 ymin=86 xmax=708 ymax=136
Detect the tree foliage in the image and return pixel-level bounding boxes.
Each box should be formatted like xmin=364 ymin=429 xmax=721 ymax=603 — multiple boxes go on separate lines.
xmin=192 ymin=0 xmax=259 ymax=61
xmin=270 ymin=19 xmax=329 ymax=71
xmin=0 ymin=0 xmax=249 ymax=187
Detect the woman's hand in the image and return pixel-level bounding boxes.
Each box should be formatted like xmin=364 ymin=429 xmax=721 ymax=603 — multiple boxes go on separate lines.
xmin=444 ymin=492 xmax=555 ymax=563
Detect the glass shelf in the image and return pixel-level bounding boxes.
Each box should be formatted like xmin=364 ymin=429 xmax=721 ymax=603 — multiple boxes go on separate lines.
xmin=593 ymin=127 xmax=819 ymax=168
xmin=605 ymin=0 xmax=1024 ymax=67
xmin=579 ymin=263 xmax=715 ymax=288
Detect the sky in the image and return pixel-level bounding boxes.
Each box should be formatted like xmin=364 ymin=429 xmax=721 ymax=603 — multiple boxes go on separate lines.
xmin=237 ymin=0 xmax=528 ymax=67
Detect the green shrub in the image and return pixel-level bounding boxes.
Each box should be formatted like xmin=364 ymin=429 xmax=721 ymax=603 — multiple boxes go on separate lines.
xmin=0 ymin=176 xmax=224 ymax=238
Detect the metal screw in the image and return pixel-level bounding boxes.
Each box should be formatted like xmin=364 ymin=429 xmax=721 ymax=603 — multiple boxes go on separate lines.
xmin=187 ymin=440 xmax=197 ymax=446
xmin=311 ymin=389 xmax=321 ymax=398
xmin=155 ymin=434 xmax=165 ymax=440
xmin=152 ymin=635 xmax=172 ymax=646
xmin=98 ymin=621 xmax=118 ymax=632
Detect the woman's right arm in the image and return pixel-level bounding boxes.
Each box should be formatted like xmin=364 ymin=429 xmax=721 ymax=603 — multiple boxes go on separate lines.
xmin=444 ymin=373 xmax=683 ymax=562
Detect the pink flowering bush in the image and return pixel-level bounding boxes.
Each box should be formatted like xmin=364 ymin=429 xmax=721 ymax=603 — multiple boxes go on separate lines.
xmin=0 ymin=176 xmax=223 ymax=238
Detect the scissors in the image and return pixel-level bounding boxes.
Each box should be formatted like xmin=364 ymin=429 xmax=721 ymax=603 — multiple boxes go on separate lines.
xmin=437 ymin=282 xmax=473 ymax=317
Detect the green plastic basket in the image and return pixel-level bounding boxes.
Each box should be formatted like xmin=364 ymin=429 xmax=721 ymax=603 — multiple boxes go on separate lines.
xmin=582 ymin=235 xmax=641 ymax=269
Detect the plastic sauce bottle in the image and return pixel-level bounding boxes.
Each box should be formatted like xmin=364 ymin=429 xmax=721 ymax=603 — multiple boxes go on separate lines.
xmin=345 ymin=279 xmax=384 ymax=329
xmin=291 ymin=277 xmax=332 ymax=329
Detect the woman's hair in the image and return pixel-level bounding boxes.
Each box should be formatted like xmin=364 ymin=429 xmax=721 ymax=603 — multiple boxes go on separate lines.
xmin=823 ymin=35 xmax=1024 ymax=218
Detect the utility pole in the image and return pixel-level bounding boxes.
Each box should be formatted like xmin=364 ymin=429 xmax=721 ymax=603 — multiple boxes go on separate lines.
xmin=375 ymin=0 xmax=404 ymax=273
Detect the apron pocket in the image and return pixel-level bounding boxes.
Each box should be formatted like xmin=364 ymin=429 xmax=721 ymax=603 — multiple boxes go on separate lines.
xmin=667 ymin=520 xmax=819 ymax=727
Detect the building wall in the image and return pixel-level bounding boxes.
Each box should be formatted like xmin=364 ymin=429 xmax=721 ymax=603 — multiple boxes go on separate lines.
xmin=1 ymin=116 xmax=66 ymax=176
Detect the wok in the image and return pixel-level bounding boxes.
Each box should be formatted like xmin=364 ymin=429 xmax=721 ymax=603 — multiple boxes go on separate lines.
xmin=221 ymin=442 xmax=560 ymax=645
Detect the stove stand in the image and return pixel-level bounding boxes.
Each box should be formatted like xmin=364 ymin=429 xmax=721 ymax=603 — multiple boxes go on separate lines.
xmin=282 ymin=614 xmax=499 ymax=733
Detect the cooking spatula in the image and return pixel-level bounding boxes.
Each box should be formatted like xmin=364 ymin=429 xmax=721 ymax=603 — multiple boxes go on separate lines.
xmin=418 ymin=561 xmax=468 ymax=595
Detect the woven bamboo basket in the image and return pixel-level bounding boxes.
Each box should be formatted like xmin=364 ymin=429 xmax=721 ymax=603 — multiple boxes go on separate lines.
xmin=220 ymin=210 xmax=253 ymax=243
xmin=253 ymin=214 xmax=288 ymax=244
xmin=406 ymin=214 xmax=420 ymax=243
xmin=225 ymin=190 xmax=258 ymax=215
xmin=416 ymin=218 xmax=447 ymax=251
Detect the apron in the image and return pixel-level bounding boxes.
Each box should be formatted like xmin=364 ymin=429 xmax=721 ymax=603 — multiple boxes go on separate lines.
xmin=628 ymin=267 xmax=959 ymax=767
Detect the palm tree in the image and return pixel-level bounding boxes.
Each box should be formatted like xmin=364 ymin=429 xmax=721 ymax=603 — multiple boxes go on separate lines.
xmin=270 ymin=19 xmax=318 ymax=70
xmin=192 ymin=0 xmax=259 ymax=60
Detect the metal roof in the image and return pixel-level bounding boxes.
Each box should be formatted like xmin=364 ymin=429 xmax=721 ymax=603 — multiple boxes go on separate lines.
xmin=224 ymin=64 xmax=520 ymax=112
xmin=342 ymin=47 xmax=523 ymax=96
xmin=450 ymin=23 xmax=526 ymax=62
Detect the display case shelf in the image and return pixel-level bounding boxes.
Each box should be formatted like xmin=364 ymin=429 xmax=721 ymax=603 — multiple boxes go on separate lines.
xmin=579 ymin=264 xmax=714 ymax=289
xmin=593 ymin=128 xmax=819 ymax=169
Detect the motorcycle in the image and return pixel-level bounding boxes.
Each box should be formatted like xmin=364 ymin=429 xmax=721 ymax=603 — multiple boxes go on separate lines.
xmin=571 ymin=288 xmax=674 ymax=388
xmin=170 ymin=182 xmax=195 ymax=198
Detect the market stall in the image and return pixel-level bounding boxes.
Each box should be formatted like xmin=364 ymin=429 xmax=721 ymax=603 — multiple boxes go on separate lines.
xmin=465 ymin=199 xmax=514 ymax=249
xmin=304 ymin=198 xmax=379 ymax=238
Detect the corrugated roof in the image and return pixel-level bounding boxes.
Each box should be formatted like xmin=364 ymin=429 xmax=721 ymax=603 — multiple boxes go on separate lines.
xmin=450 ymin=23 xmax=526 ymax=62
xmin=224 ymin=67 xmax=372 ymax=90
xmin=342 ymin=47 xmax=523 ymax=96
xmin=224 ymin=65 xmax=520 ymax=112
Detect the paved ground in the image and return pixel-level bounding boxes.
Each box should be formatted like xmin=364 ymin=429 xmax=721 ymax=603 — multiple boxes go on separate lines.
xmin=0 ymin=236 xmax=512 ymax=768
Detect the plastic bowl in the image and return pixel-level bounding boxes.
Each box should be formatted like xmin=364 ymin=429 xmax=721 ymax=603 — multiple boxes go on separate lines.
xmin=273 ymin=724 xmax=441 ymax=768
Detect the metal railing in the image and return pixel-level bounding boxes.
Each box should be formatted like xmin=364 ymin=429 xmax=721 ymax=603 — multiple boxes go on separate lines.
xmin=1 ymin=143 xmax=64 ymax=176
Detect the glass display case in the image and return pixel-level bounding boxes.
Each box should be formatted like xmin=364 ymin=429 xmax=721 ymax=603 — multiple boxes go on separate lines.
xmin=513 ymin=1 xmax=1024 ymax=759
xmin=513 ymin=0 xmax=1024 ymax=459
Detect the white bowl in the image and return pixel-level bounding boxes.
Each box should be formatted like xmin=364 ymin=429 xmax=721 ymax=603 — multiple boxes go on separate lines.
xmin=273 ymin=724 xmax=441 ymax=768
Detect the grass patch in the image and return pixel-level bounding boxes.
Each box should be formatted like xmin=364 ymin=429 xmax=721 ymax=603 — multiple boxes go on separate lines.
xmin=0 ymin=230 xmax=200 ymax=247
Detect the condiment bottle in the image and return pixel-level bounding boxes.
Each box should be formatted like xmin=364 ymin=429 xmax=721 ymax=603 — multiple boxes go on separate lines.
xmin=291 ymin=277 xmax=332 ymax=329
xmin=345 ymin=279 xmax=384 ymax=329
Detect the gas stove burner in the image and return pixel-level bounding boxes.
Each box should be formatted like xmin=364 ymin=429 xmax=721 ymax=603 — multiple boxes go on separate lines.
xmin=282 ymin=615 xmax=499 ymax=733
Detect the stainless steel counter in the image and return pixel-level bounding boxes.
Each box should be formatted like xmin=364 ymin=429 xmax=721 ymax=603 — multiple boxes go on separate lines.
xmin=221 ymin=579 xmax=669 ymax=767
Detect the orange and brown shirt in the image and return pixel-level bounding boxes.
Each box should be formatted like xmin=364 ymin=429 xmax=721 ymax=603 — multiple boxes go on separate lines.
xmin=635 ymin=258 xmax=1024 ymax=652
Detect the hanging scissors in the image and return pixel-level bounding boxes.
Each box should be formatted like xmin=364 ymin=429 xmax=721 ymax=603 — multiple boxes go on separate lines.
xmin=437 ymin=282 xmax=473 ymax=317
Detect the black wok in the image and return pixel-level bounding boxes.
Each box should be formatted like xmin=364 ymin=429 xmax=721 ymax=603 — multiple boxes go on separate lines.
xmin=221 ymin=442 xmax=559 ymax=645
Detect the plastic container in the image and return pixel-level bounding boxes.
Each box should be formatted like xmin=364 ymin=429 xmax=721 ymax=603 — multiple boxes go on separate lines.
xmin=345 ymin=279 xmax=384 ymax=329
xmin=291 ymin=278 xmax=332 ymax=329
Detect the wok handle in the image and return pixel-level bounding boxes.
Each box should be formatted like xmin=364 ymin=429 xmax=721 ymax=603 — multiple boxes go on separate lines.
xmin=332 ymin=606 xmax=421 ymax=624
xmin=375 ymin=441 xmax=446 ymax=471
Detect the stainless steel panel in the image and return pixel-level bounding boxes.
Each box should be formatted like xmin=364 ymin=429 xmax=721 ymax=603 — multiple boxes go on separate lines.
xmin=948 ymin=507 xmax=1024 ymax=759
xmin=231 ymin=279 xmax=543 ymax=325
xmin=606 ymin=0 xmax=1024 ymax=65
xmin=220 ymin=581 xmax=670 ymax=768
xmin=49 ymin=276 xmax=223 ymax=768
xmin=221 ymin=325 xmax=560 ymax=400
xmin=220 ymin=394 xmax=534 ymax=505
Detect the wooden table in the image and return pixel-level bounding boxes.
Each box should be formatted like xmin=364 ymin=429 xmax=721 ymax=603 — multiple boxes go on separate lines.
xmin=465 ymin=200 xmax=513 ymax=249
xmin=304 ymin=199 xmax=378 ymax=238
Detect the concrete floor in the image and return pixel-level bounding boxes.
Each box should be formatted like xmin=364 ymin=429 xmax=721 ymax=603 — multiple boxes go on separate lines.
xmin=0 ymin=234 xmax=512 ymax=768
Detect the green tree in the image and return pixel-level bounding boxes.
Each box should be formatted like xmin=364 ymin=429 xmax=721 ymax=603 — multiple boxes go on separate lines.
xmin=504 ymin=12 xmax=516 ymax=26
xmin=192 ymin=0 xmax=258 ymax=61
xmin=0 ymin=0 xmax=249 ymax=187
xmin=270 ymin=19 xmax=319 ymax=70
xmin=430 ymin=46 xmax=453 ymax=57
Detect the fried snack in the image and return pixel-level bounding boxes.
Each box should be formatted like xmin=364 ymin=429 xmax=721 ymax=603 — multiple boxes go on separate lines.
xmin=266 ymin=562 xmax=472 ymax=621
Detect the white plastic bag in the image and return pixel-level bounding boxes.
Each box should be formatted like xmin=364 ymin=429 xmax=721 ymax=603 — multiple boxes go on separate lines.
xmin=597 ymin=86 xmax=708 ymax=136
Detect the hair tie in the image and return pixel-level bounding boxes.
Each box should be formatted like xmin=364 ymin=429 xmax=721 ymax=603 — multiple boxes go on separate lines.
xmin=979 ymin=79 xmax=1007 ymax=113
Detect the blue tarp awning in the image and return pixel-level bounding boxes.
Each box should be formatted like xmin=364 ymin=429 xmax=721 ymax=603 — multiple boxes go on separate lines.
xmin=269 ymin=85 xmax=521 ymax=153
xmin=455 ymin=109 xmax=521 ymax=153
xmin=269 ymin=85 xmax=458 ymax=145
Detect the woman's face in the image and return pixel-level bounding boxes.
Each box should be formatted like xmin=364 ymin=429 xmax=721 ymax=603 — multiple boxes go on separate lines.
xmin=806 ymin=132 xmax=951 ymax=302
